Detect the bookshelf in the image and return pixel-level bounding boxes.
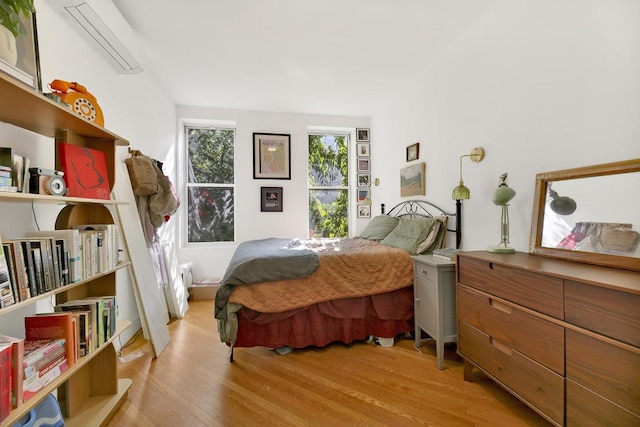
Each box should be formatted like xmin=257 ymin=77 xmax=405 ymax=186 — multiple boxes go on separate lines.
xmin=0 ymin=73 xmax=131 ymax=427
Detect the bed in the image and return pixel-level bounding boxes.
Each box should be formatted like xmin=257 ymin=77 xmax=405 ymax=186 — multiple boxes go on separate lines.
xmin=214 ymin=200 xmax=458 ymax=361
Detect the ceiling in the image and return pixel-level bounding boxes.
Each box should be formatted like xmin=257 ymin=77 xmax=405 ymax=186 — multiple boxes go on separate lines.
xmin=112 ymin=0 xmax=496 ymax=117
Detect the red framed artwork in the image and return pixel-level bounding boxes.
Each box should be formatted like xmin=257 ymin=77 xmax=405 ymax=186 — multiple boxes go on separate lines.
xmin=58 ymin=143 xmax=110 ymax=199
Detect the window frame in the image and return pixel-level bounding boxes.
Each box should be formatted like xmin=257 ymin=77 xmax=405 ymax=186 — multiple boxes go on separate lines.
xmin=179 ymin=119 xmax=237 ymax=248
xmin=307 ymin=129 xmax=355 ymax=238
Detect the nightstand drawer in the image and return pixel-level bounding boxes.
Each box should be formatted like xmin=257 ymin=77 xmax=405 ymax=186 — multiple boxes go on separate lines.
xmin=566 ymin=379 xmax=640 ymax=427
xmin=457 ymin=255 xmax=563 ymax=319
xmin=457 ymin=284 xmax=564 ymax=374
xmin=565 ymin=280 xmax=640 ymax=347
xmin=566 ymin=329 xmax=640 ymax=416
xmin=458 ymin=321 xmax=564 ymax=425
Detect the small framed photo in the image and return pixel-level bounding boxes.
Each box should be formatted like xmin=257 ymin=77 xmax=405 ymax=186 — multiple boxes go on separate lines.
xmin=357 ymin=188 xmax=370 ymax=203
xmin=356 ymin=143 xmax=370 ymax=157
xmin=357 ymin=173 xmax=371 ymax=187
xmin=406 ymin=142 xmax=420 ymax=162
xmin=356 ymin=128 xmax=370 ymax=142
xmin=357 ymin=204 xmax=371 ymax=218
xmin=261 ymin=186 xmax=283 ymax=212
xmin=357 ymin=158 xmax=370 ymax=172
xmin=253 ymin=132 xmax=291 ymax=179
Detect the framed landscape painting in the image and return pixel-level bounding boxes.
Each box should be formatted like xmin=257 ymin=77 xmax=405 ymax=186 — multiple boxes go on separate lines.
xmin=400 ymin=162 xmax=425 ymax=197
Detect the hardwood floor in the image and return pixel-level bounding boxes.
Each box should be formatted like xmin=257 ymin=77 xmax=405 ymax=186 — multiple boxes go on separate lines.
xmin=107 ymin=300 xmax=550 ymax=427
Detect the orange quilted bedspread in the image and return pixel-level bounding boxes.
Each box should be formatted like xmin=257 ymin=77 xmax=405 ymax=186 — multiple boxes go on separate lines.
xmin=228 ymin=238 xmax=414 ymax=313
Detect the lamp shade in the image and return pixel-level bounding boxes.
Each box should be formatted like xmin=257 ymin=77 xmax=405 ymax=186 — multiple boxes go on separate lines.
xmin=452 ymin=183 xmax=471 ymax=200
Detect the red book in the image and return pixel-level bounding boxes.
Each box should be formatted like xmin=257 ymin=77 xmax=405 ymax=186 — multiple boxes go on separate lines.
xmin=58 ymin=143 xmax=111 ymax=200
xmin=0 ymin=335 xmax=24 ymax=408
xmin=22 ymin=358 xmax=69 ymax=402
xmin=24 ymin=312 xmax=76 ymax=368
xmin=0 ymin=343 xmax=11 ymax=422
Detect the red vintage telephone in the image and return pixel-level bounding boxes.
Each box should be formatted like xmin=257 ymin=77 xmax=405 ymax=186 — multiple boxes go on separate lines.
xmin=50 ymin=79 xmax=105 ymax=127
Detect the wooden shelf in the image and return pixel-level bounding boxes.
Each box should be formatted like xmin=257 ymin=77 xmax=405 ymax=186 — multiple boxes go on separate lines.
xmin=65 ymin=378 xmax=132 ymax=427
xmin=0 ymin=191 xmax=129 ymax=205
xmin=0 ymin=321 xmax=131 ymax=427
xmin=0 ymin=73 xmax=128 ymax=145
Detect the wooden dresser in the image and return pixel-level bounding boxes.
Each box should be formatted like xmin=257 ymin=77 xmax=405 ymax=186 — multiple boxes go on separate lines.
xmin=455 ymin=251 xmax=640 ymax=427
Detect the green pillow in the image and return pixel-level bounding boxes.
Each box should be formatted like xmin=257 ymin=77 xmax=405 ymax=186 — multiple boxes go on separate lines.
xmin=381 ymin=217 xmax=438 ymax=254
xmin=360 ymin=215 xmax=399 ymax=241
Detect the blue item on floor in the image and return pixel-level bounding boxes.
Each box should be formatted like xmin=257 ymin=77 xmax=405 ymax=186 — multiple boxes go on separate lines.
xmin=12 ymin=394 xmax=65 ymax=427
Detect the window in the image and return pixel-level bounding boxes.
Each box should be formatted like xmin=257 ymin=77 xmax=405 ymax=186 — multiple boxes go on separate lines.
xmin=185 ymin=125 xmax=235 ymax=243
xmin=308 ymin=133 xmax=350 ymax=238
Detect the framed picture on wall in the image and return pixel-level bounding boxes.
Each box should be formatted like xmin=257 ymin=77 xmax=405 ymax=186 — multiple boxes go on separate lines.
xmin=357 ymin=204 xmax=371 ymax=218
xmin=253 ymin=132 xmax=291 ymax=179
xmin=356 ymin=128 xmax=370 ymax=142
xmin=406 ymin=142 xmax=419 ymax=162
xmin=356 ymin=143 xmax=370 ymax=157
xmin=400 ymin=162 xmax=426 ymax=197
xmin=357 ymin=173 xmax=371 ymax=187
xmin=357 ymin=158 xmax=370 ymax=172
xmin=260 ymin=186 xmax=283 ymax=212
xmin=0 ymin=12 xmax=42 ymax=91
xmin=357 ymin=188 xmax=370 ymax=203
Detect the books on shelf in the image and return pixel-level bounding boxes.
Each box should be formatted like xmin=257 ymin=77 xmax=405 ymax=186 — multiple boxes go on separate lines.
xmin=432 ymin=247 xmax=464 ymax=261
xmin=55 ymin=296 xmax=116 ymax=353
xmin=24 ymin=312 xmax=76 ymax=369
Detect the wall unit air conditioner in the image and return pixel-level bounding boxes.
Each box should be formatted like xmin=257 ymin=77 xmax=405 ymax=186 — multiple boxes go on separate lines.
xmin=45 ymin=0 xmax=144 ymax=74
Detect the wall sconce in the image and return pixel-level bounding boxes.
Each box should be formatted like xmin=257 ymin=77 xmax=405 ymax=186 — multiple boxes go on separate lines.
xmin=451 ymin=147 xmax=485 ymax=248
xmin=451 ymin=147 xmax=485 ymax=200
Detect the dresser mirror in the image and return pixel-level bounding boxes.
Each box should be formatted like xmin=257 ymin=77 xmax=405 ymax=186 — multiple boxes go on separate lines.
xmin=530 ymin=159 xmax=640 ymax=271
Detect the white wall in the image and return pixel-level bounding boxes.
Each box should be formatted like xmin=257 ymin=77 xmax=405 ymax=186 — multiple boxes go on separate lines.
xmin=0 ymin=0 xmax=176 ymax=345
xmin=370 ymin=0 xmax=640 ymax=253
xmin=175 ymin=106 xmax=369 ymax=281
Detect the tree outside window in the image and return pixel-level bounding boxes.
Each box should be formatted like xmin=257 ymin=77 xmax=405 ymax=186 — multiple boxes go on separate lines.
xmin=186 ymin=126 xmax=235 ymax=243
xmin=308 ymin=133 xmax=349 ymax=238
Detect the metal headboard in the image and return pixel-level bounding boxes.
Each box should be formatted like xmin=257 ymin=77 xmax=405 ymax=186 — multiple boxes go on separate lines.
xmin=382 ymin=200 xmax=460 ymax=249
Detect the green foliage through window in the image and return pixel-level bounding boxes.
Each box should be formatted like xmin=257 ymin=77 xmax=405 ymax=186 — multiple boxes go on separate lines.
xmin=308 ymin=134 xmax=349 ymax=238
xmin=186 ymin=126 xmax=235 ymax=243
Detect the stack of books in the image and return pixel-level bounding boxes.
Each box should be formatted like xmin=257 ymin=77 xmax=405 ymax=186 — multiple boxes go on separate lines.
xmin=22 ymin=339 xmax=69 ymax=402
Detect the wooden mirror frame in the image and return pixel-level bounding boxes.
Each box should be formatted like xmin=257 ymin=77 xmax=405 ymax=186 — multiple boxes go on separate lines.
xmin=530 ymin=158 xmax=640 ymax=272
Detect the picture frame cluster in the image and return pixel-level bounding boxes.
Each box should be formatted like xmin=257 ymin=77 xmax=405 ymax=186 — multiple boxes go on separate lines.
xmin=356 ymin=128 xmax=371 ymax=218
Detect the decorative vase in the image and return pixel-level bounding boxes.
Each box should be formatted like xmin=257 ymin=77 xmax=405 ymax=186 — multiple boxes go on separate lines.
xmin=0 ymin=25 xmax=18 ymax=66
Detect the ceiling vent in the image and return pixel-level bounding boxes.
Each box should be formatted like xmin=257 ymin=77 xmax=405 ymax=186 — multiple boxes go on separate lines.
xmin=45 ymin=0 xmax=144 ymax=74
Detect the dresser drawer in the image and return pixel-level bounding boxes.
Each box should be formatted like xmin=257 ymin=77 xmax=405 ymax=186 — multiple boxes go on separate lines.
xmin=457 ymin=255 xmax=563 ymax=319
xmin=565 ymin=280 xmax=640 ymax=347
xmin=566 ymin=329 xmax=640 ymax=416
xmin=458 ymin=321 xmax=564 ymax=425
xmin=566 ymin=379 xmax=640 ymax=427
xmin=457 ymin=284 xmax=564 ymax=374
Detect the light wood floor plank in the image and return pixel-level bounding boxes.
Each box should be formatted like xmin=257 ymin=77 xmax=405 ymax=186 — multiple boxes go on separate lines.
xmin=107 ymin=300 xmax=550 ymax=426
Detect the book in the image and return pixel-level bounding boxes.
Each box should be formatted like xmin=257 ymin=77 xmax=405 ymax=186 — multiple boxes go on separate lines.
xmin=55 ymin=300 xmax=98 ymax=353
xmin=70 ymin=310 xmax=91 ymax=357
xmin=24 ymin=312 xmax=76 ymax=368
xmin=12 ymin=154 xmax=24 ymax=193
xmin=23 ymin=343 xmax=66 ymax=379
xmin=19 ymin=240 xmax=39 ymax=298
xmin=6 ymin=240 xmax=31 ymax=301
xmin=0 ymin=147 xmax=12 ymax=174
xmin=25 ymin=230 xmax=81 ymax=284
xmin=58 ymin=143 xmax=111 ymax=200
xmin=22 ymin=339 xmax=65 ymax=368
xmin=2 ymin=243 xmax=19 ymax=303
xmin=0 ymin=234 xmax=16 ymax=309
xmin=72 ymin=224 xmax=119 ymax=271
xmin=0 ymin=335 xmax=24 ymax=408
xmin=432 ymin=247 xmax=463 ymax=261
xmin=22 ymin=358 xmax=69 ymax=402
xmin=0 ymin=343 xmax=11 ymax=422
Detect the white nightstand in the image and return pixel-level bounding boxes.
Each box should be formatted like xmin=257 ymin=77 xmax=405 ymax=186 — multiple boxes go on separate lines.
xmin=412 ymin=255 xmax=457 ymax=369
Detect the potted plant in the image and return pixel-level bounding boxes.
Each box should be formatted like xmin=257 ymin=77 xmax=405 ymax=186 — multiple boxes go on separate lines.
xmin=0 ymin=0 xmax=35 ymax=65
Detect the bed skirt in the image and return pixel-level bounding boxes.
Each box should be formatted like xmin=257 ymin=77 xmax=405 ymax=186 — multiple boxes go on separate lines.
xmin=232 ymin=286 xmax=414 ymax=349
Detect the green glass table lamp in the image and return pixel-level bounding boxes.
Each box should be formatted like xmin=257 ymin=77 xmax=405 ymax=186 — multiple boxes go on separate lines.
xmin=488 ymin=172 xmax=516 ymax=254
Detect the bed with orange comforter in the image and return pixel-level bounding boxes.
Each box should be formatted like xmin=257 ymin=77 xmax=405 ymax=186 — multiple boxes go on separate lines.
xmin=214 ymin=200 xmax=457 ymax=359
